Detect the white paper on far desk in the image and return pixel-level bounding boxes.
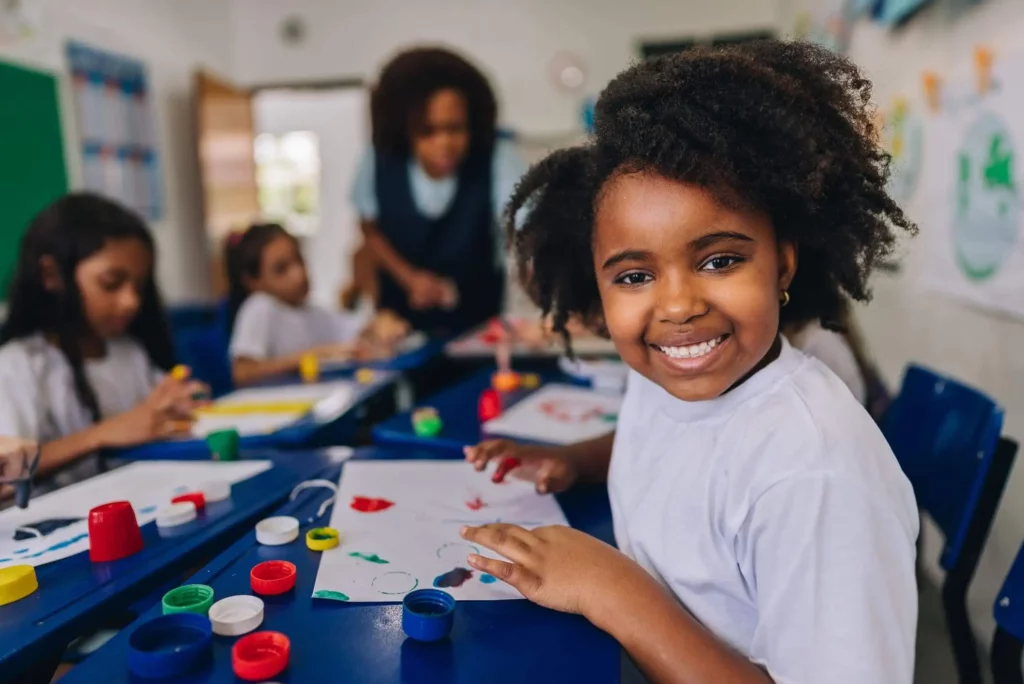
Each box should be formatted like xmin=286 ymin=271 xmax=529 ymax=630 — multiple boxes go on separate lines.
xmin=311 ymin=460 xmax=568 ymax=602
xmin=0 ymin=460 xmax=271 ymax=569
xmin=482 ymin=384 xmax=622 ymax=445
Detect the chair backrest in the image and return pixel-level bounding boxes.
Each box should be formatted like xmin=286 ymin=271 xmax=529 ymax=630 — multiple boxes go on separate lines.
xmin=883 ymin=364 xmax=1003 ymax=570
xmin=994 ymin=542 xmax=1024 ymax=642
xmin=173 ymin=323 xmax=233 ymax=398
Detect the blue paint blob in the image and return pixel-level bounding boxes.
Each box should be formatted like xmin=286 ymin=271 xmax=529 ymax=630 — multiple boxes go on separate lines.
xmin=480 ymin=574 xmax=497 ymax=584
xmin=137 ymin=505 xmax=157 ymax=515
xmin=432 ymin=567 xmax=473 ymax=588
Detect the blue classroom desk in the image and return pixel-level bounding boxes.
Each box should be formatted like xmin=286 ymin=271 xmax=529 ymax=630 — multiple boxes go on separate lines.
xmin=0 ymin=449 xmax=339 ymax=683
xmin=115 ymin=370 xmax=398 ymax=461
xmin=62 ymin=446 xmax=619 ymax=684
xmin=372 ymin=367 xmax=584 ymax=455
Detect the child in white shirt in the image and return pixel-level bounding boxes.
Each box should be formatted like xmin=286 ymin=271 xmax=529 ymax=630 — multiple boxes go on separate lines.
xmin=0 ymin=194 xmax=204 ymax=491
xmin=462 ymin=41 xmax=919 ymax=683
xmin=226 ymin=223 xmax=409 ymax=386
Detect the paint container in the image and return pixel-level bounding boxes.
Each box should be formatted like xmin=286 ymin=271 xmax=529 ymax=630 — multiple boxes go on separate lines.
xmin=162 ymin=584 xmax=214 ymax=616
xmin=127 ymin=613 xmax=212 ymax=679
xmin=0 ymin=566 xmax=38 ymax=606
xmin=171 ymin=491 xmax=206 ymax=512
xmin=250 ymin=560 xmax=297 ymax=596
xmin=402 ymin=588 xmax=456 ymax=642
xmin=255 ymin=516 xmax=299 ymax=545
xmin=232 ymin=631 xmax=290 ymax=681
xmin=209 ymin=595 xmax=264 ymax=636
xmin=88 ymin=501 xmax=144 ymax=563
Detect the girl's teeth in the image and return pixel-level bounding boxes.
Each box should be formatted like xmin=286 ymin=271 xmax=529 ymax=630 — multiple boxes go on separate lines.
xmin=657 ymin=336 xmax=722 ymax=359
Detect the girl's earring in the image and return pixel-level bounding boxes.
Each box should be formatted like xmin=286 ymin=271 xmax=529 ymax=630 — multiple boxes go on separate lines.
xmin=780 ymin=290 xmax=791 ymax=307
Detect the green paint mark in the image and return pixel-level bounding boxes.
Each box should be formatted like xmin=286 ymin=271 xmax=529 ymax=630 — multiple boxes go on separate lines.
xmin=313 ymin=590 xmax=350 ymax=602
xmin=984 ymin=134 xmax=1015 ymax=192
xmin=349 ymin=551 xmax=389 ymax=564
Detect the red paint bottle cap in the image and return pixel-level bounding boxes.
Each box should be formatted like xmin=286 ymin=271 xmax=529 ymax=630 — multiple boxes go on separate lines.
xmin=232 ymin=631 xmax=290 ymax=681
xmin=88 ymin=501 xmax=144 ymax=562
xmin=171 ymin=491 xmax=205 ymax=512
xmin=478 ymin=388 xmax=502 ymax=422
xmin=250 ymin=560 xmax=297 ymax=596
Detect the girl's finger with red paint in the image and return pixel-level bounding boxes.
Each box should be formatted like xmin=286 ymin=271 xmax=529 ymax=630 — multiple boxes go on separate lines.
xmin=460 ymin=524 xmax=537 ymax=564
xmin=491 ymin=456 xmax=522 ymax=483
xmin=463 ymin=440 xmax=513 ymax=471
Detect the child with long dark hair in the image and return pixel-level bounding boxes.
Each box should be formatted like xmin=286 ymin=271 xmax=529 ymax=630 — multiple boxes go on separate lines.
xmin=351 ymin=46 xmax=525 ymax=333
xmin=226 ymin=223 xmax=408 ymax=386
xmin=0 ymin=194 xmax=205 ymax=490
xmin=463 ymin=42 xmax=919 ymax=683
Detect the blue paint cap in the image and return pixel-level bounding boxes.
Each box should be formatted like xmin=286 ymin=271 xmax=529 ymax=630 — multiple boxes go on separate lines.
xmin=402 ymin=588 xmax=456 ymax=642
xmin=127 ymin=612 xmax=212 ymax=678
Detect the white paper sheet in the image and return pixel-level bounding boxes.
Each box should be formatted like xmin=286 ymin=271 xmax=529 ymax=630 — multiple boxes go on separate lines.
xmin=311 ymin=460 xmax=568 ymax=602
xmin=319 ymin=331 xmax=428 ymax=372
xmin=445 ymin=325 xmax=617 ymax=358
xmin=189 ymin=380 xmax=360 ymax=437
xmin=0 ymin=460 xmax=272 ymax=569
xmin=482 ymin=384 xmax=621 ymax=445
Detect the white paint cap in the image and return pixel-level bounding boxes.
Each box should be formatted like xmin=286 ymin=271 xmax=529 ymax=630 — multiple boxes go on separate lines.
xmin=255 ymin=516 xmax=299 ymax=546
xmin=209 ymin=595 xmax=264 ymax=636
xmin=201 ymin=481 xmax=231 ymax=502
xmin=156 ymin=501 xmax=197 ymax=528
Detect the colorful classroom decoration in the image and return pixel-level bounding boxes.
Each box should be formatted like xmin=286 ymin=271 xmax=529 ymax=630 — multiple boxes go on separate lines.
xmin=913 ymin=49 xmax=1024 ymax=320
xmin=312 ymin=460 xmax=568 ymax=602
xmin=0 ymin=58 xmax=68 ymax=300
xmin=65 ymin=41 xmax=164 ymax=220
xmin=881 ymin=97 xmax=926 ymax=206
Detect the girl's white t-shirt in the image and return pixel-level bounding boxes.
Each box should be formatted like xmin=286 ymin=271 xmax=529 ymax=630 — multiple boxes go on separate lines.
xmin=0 ymin=334 xmax=162 ymax=490
xmin=229 ymin=292 xmax=372 ymax=360
xmin=788 ymin=322 xmax=867 ymax=405
xmin=608 ymin=338 xmax=918 ymax=684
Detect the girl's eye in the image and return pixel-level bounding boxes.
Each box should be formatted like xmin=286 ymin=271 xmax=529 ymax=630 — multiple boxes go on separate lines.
xmin=615 ymin=272 xmax=652 ymax=286
xmin=701 ymin=255 xmax=742 ymax=272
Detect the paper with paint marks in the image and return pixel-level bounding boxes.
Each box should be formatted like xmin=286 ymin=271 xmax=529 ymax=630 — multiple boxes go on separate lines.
xmin=189 ymin=379 xmax=371 ymax=437
xmin=482 ymin=383 xmax=622 ymax=445
xmin=311 ymin=460 xmax=568 ymax=602
xmin=0 ymin=460 xmax=271 ymax=570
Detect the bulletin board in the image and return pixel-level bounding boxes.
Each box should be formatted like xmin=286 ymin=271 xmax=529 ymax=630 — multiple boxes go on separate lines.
xmin=65 ymin=41 xmax=164 ymax=221
xmin=0 ymin=58 xmax=69 ymax=300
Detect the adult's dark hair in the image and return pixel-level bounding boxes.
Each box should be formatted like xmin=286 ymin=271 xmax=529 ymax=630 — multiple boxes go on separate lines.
xmin=508 ymin=40 xmax=916 ymax=339
xmin=370 ymin=46 xmax=498 ymax=158
xmin=224 ymin=222 xmax=293 ymax=332
xmin=1 ymin=193 xmax=174 ymax=421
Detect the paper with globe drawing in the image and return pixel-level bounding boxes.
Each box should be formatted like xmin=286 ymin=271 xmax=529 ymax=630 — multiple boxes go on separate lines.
xmin=910 ymin=51 xmax=1024 ymax=320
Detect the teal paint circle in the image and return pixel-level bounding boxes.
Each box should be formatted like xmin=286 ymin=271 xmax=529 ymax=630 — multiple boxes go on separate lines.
xmin=952 ymin=111 xmax=1019 ymax=282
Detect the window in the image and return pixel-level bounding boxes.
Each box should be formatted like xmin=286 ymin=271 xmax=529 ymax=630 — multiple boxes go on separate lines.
xmin=253 ymin=130 xmax=320 ymax=236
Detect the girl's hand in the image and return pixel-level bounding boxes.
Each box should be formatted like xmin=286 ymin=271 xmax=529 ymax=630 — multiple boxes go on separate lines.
xmin=363 ymin=310 xmax=411 ymax=345
xmin=460 ymin=523 xmax=646 ymax=618
xmin=464 ymin=440 xmax=578 ymax=494
xmin=406 ymin=270 xmax=450 ymax=310
xmin=0 ymin=437 xmax=38 ymax=482
xmin=98 ymin=376 xmax=200 ymax=447
xmin=305 ymin=343 xmax=358 ymax=362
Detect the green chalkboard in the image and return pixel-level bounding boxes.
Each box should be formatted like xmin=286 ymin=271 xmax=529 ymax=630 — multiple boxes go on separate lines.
xmin=0 ymin=59 xmax=69 ymax=300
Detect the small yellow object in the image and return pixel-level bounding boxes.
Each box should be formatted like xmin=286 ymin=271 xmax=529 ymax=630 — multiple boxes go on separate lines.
xmin=306 ymin=527 xmax=340 ymax=551
xmin=0 ymin=565 xmax=38 ymax=606
xmin=355 ymin=368 xmax=375 ymax=384
xmin=521 ymin=373 xmax=541 ymax=389
xmin=299 ymin=354 xmax=320 ymax=383
xmin=492 ymin=371 xmax=521 ymax=393
xmin=171 ymin=365 xmax=189 ymax=381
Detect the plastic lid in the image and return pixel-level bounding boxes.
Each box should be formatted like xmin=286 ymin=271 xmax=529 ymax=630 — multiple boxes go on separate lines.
xmin=255 ymin=516 xmax=299 ymax=546
xmin=492 ymin=371 xmax=521 ymax=392
xmin=156 ymin=501 xmax=197 ymax=528
xmin=402 ymin=588 xmax=456 ymax=642
xmin=171 ymin=491 xmax=206 ymax=512
xmin=232 ymin=631 xmax=290 ymax=681
xmin=250 ymin=560 xmax=297 ymax=596
xmin=0 ymin=565 xmax=38 ymax=606
xmin=88 ymin=501 xmax=144 ymax=563
xmin=162 ymin=584 xmax=214 ymax=616
xmin=170 ymin=365 xmax=190 ymax=381
xmin=201 ymin=480 xmax=231 ymax=502
xmin=305 ymin=527 xmax=340 ymax=551
xmin=209 ymin=595 xmax=264 ymax=636
xmin=127 ymin=613 xmax=212 ymax=679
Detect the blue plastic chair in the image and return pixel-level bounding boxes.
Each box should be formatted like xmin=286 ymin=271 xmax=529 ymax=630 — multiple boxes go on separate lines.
xmin=883 ymin=365 xmax=1017 ymax=684
xmin=173 ymin=323 xmax=233 ymax=398
xmin=992 ymin=542 xmax=1024 ymax=684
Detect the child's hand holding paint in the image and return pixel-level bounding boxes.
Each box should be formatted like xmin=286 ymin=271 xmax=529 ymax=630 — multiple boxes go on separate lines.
xmin=460 ymin=523 xmax=649 ymax=620
xmin=464 ymin=440 xmax=578 ymax=494
xmin=96 ymin=375 xmax=202 ymax=446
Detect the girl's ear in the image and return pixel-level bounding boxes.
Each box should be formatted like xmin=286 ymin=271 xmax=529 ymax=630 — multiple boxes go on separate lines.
xmin=777 ymin=241 xmax=798 ymax=293
xmin=38 ymin=256 xmax=63 ymax=292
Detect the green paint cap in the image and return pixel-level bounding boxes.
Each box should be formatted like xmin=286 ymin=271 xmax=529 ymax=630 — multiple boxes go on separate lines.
xmin=206 ymin=429 xmax=240 ymax=461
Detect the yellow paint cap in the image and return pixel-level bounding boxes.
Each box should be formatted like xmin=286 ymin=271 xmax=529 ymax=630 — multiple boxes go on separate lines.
xmin=0 ymin=565 xmax=38 ymax=606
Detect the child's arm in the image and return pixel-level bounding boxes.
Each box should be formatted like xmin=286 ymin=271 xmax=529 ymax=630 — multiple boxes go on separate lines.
xmin=464 ymin=432 xmax=614 ymax=492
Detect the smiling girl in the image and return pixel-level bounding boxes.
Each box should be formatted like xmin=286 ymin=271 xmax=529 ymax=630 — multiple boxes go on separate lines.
xmin=464 ymin=42 xmax=919 ymax=683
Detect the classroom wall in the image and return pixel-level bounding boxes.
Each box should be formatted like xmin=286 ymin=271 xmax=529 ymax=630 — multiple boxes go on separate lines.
xmin=0 ymin=0 xmax=233 ymax=304
xmin=228 ymin=0 xmax=779 ymax=137
xmin=778 ymin=0 xmax=1024 ymax=645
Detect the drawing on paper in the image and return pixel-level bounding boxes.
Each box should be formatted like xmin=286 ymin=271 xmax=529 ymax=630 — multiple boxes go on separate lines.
xmin=311 ymin=460 xmax=568 ymax=602
xmin=482 ymin=384 xmax=622 ymax=445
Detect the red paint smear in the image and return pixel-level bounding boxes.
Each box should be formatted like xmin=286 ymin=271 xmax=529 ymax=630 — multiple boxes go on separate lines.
xmin=465 ymin=496 xmax=487 ymax=511
xmin=350 ymin=496 xmax=395 ymax=513
xmin=492 ymin=457 xmax=521 ymax=484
